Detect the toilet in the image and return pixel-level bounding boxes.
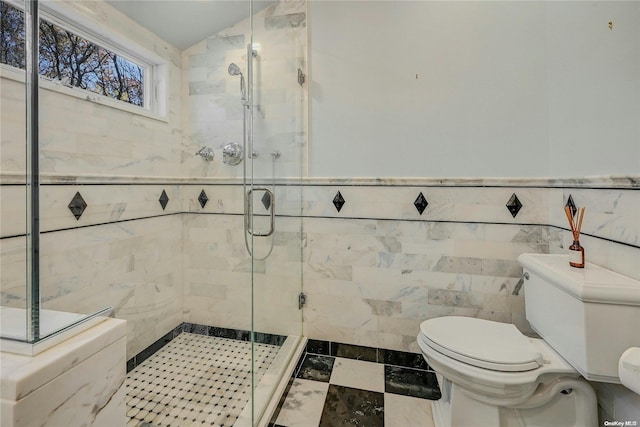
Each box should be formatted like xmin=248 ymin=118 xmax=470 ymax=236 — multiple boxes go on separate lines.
xmin=417 ymin=253 xmax=640 ymax=427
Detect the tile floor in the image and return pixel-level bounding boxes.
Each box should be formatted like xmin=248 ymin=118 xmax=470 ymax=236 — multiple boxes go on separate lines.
xmin=271 ymin=340 xmax=440 ymax=427
xmin=126 ymin=333 xmax=441 ymax=427
xmin=126 ymin=333 xmax=279 ymax=426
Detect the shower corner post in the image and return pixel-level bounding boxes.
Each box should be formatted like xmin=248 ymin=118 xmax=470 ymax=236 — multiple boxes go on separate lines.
xmin=24 ymin=0 xmax=40 ymax=342
xmin=248 ymin=1 xmax=255 ymax=424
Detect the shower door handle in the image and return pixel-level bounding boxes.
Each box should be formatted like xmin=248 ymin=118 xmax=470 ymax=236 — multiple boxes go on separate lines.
xmin=245 ymin=187 xmax=275 ymax=237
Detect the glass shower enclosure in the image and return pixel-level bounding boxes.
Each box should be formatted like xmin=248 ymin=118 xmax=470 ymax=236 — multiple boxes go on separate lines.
xmin=0 ymin=0 xmax=114 ymax=355
xmin=0 ymin=0 xmax=306 ymax=424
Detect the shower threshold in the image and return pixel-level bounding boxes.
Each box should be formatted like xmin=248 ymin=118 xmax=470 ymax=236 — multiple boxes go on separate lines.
xmin=126 ymin=331 xmax=303 ymax=427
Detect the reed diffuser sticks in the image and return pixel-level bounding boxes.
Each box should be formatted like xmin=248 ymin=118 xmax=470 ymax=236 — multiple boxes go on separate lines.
xmin=564 ymin=206 xmax=586 ymax=268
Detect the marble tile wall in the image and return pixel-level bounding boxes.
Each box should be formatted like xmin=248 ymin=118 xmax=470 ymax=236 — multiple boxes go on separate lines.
xmin=0 ymin=74 xmax=26 ymax=174
xmin=0 ymin=183 xmax=185 ymax=360
xmin=1 ymin=9 xmax=638 ymax=424
xmin=298 ymin=179 xmax=639 ymax=352
xmin=0 ymin=3 xmax=183 ymax=178
xmin=176 ymin=178 xmax=639 ymax=355
xmin=301 ymin=217 xmax=544 ymax=350
xmin=1 ymin=318 xmax=127 ymax=427
xmin=550 ymin=185 xmax=640 ymax=280
xmin=0 ymin=196 xmax=183 ymax=360
xmin=181 ymin=205 xmax=303 ymax=338
xmin=181 ymin=0 xmax=307 ymax=180
xmin=1 ymin=177 xmax=637 ymax=359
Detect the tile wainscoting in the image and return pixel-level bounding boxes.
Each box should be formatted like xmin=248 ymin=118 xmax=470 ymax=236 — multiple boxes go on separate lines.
xmin=1 ymin=175 xmax=638 ymax=422
xmin=2 ymin=176 xmax=638 ymax=354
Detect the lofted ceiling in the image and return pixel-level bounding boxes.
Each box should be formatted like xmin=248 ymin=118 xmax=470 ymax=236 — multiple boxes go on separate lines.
xmin=106 ymin=1 xmax=274 ymax=50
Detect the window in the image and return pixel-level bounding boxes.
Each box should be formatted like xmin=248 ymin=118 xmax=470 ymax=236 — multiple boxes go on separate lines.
xmin=1 ymin=0 xmax=156 ymax=111
xmin=0 ymin=1 xmax=25 ymax=69
xmin=38 ymin=20 xmax=144 ymax=106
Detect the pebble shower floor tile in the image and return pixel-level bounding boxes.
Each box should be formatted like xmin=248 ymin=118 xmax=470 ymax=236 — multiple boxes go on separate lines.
xmin=126 ymin=333 xmax=279 ymax=427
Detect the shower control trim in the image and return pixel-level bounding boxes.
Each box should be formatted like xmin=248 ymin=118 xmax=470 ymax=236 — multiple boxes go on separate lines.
xmin=222 ymin=142 xmax=243 ymax=166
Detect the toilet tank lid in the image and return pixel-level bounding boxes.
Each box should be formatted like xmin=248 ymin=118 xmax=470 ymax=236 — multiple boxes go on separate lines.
xmin=518 ymin=254 xmax=640 ymax=306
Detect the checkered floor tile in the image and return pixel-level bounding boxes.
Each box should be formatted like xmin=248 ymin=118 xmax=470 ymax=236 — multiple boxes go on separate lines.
xmin=271 ymin=342 xmax=440 ymax=427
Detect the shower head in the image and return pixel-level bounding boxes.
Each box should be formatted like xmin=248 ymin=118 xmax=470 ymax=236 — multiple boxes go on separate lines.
xmin=228 ymin=62 xmax=247 ymax=104
xmin=228 ymin=63 xmax=242 ymax=76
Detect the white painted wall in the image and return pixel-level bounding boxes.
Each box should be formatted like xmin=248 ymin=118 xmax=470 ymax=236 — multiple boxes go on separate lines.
xmin=547 ymin=1 xmax=640 ymax=177
xmin=308 ymin=1 xmax=640 ymax=178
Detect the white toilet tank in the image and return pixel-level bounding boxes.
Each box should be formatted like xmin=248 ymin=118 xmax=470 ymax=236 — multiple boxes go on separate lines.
xmin=518 ymin=253 xmax=640 ymax=383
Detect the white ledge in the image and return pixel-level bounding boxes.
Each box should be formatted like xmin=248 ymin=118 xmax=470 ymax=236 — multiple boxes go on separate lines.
xmin=1 ymin=173 xmax=638 ymax=188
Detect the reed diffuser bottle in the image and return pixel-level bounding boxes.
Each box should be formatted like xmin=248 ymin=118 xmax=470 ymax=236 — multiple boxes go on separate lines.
xmin=564 ymin=206 xmax=586 ymax=268
xmin=568 ymin=239 xmax=584 ymax=268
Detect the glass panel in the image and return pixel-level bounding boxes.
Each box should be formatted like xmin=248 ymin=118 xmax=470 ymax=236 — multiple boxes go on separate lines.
xmin=0 ymin=0 xmax=113 ymax=353
xmin=249 ymin=0 xmax=307 ymax=424
xmin=0 ymin=0 xmax=28 ymax=342
xmin=1 ymin=0 xmax=306 ymax=422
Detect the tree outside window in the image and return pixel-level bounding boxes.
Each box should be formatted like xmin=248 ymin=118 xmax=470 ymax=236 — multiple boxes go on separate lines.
xmin=1 ymin=1 xmax=144 ymax=107
xmin=0 ymin=1 xmax=25 ymax=69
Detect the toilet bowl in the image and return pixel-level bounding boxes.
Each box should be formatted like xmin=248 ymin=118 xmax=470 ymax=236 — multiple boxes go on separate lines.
xmin=418 ymin=316 xmax=597 ymax=427
xmin=417 ymin=253 xmax=640 ymax=427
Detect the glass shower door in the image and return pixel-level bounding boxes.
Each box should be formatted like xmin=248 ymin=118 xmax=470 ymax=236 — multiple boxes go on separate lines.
xmin=245 ymin=0 xmax=307 ymax=424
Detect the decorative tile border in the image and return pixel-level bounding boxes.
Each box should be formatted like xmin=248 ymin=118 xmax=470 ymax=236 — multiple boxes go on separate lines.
xmin=506 ymin=193 xmax=523 ymax=218
xmin=414 ymin=192 xmax=428 ymax=215
xmin=67 ymin=191 xmax=87 ymax=220
xmin=3 ymin=180 xmax=638 ymax=250
xmin=332 ymin=191 xmax=346 ymax=212
xmin=158 ymin=189 xmax=169 ymax=210
xmin=198 ymin=190 xmax=209 ymax=208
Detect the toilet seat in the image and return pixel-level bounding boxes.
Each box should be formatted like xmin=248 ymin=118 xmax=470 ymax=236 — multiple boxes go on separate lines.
xmin=418 ymin=316 xmax=582 ymax=408
xmin=419 ymin=316 xmax=543 ymax=372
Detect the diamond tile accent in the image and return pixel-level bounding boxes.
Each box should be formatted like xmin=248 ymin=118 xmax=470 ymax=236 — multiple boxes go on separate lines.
xmin=261 ymin=191 xmax=272 ymax=211
xmin=333 ymin=191 xmax=345 ymax=212
xmin=68 ymin=191 xmax=87 ymax=220
xmin=565 ymin=194 xmax=577 ymax=217
xmin=414 ymin=192 xmax=428 ymax=215
xmin=198 ymin=189 xmax=208 ymax=208
xmin=159 ymin=189 xmax=169 ymax=210
xmin=506 ymin=193 xmax=522 ymax=218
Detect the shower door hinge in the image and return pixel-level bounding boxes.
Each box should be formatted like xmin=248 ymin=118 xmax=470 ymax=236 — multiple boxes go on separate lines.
xmin=297 ymin=68 xmax=305 ymax=86
xmin=298 ymin=292 xmax=307 ymax=310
